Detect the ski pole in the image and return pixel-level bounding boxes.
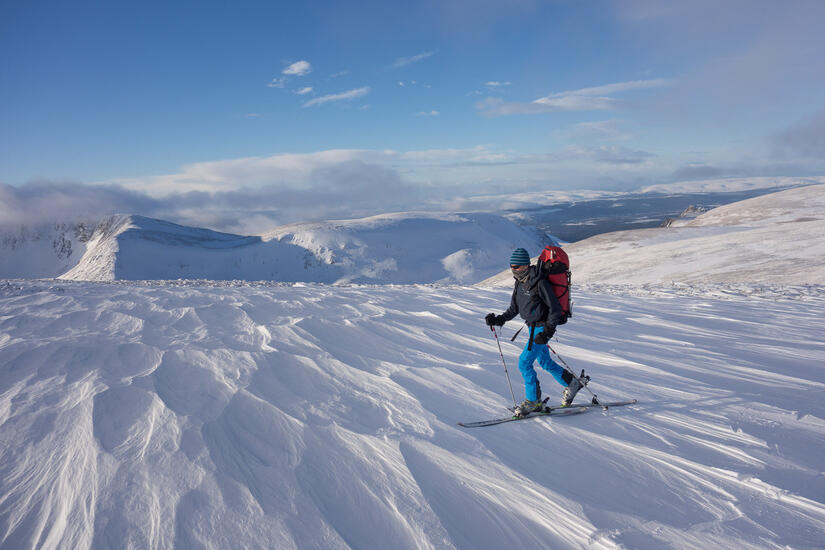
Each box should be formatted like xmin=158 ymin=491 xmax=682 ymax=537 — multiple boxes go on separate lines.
xmin=491 ymin=325 xmax=518 ymax=408
xmin=547 ymin=341 xmax=605 ymax=408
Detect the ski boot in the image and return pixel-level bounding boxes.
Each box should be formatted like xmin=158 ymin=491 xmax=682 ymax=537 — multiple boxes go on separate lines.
xmin=513 ymin=398 xmax=543 ymax=417
xmin=561 ymin=370 xmax=590 ymax=407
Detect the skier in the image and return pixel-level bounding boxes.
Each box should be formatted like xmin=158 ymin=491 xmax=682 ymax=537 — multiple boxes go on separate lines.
xmin=485 ymin=247 xmax=583 ymax=416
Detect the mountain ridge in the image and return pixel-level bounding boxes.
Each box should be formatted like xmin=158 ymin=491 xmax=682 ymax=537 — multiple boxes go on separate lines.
xmin=1 ymin=211 xmax=549 ymax=284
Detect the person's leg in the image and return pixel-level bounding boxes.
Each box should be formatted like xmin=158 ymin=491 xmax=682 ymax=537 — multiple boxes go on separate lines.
xmin=535 ymin=344 xmax=571 ymax=386
xmin=517 ymin=341 xmax=542 ymax=401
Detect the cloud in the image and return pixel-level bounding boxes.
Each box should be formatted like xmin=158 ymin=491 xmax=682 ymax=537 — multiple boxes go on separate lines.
xmin=2 ymin=144 xmax=669 ymax=234
xmin=552 ymin=79 xmax=670 ymax=97
xmin=477 ymin=78 xmax=670 ymax=116
xmin=267 ymin=77 xmax=287 ymax=88
xmin=416 ymin=110 xmax=440 ymax=117
xmin=528 ymin=145 xmax=656 ymax=166
xmin=283 ymin=60 xmax=312 ymax=76
xmin=390 ymin=51 xmax=434 ymax=68
xmin=610 ymin=2 xmax=825 ymax=125
xmin=671 ymin=164 xmax=728 ymax=181
xmin=772 ymin=111 xmax=825 ymax=159
xmin=0 ymin=180 xmax=163 ymax=228
xmin=571 ymin=120 xmax=632 ymax=142
xmin=302 ymin=87 xmax=371 ymax=107
xmin=295 ymin=87 xmax=313 ymax=95
xmin=485 ymin=81 xmax=512 ymax=87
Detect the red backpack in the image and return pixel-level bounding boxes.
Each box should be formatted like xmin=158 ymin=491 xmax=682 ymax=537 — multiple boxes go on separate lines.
xmin=538 ymin=245 xmax=572 ymax=324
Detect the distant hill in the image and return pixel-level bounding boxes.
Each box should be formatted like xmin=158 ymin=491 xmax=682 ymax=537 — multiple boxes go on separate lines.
xmin=481 ymin=184 xmax=825 ymax=286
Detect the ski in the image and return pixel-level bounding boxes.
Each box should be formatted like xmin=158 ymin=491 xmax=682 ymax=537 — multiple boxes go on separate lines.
xmin=546 ymin=398 xmax=638 ymax=413
xmin=457 ymin=399 xmax=637 ymax=428
xmin=458 ymin=406 xmax=588 ymax=428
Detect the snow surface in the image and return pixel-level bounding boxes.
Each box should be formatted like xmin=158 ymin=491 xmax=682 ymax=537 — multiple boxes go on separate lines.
xmin=1 ymin=279 xmax=824 ymax=549
xmin=261 ymin=211 xmax=548 ymax=284
xmin=0 ymin=221 xmax=96 ymax=278
xmin=483 ymin=184 xmax=825 ymax=287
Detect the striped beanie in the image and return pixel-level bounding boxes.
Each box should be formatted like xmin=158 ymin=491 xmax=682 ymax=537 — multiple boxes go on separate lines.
xmin=509 ymin=248 xmax=530 ymax=266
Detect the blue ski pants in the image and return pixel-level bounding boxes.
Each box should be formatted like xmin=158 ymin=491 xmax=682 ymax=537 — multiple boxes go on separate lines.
xmin=518 ymin=325 xmax=567 ymax=401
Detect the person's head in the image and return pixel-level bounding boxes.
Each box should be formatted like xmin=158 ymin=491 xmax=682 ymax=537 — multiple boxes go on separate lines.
xmin=509 ymin=248 xmax=530 ymax=276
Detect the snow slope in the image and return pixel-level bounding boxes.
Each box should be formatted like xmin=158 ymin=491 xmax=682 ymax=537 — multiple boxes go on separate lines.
xmin=262 ymin=211 xmax=548 ymax=284
xmin=0 ymin=221 xmax=96 ymax=278
xmin=54 ymin=212 xmax=546 ymax=284
xmin=59 ymin=214 xmax=329 ymax=283
xmin=483 ymin=184 xmax=825 ymax=287
xmin=1 ymin=279 xmax=824 ymax=549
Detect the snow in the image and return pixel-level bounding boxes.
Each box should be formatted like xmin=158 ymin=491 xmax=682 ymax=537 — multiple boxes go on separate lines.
xmin=2 ymin=185 xmax=825 ymax=549
xmin=262 ymin=211 xmax=548 ymax=284
xmin=1 ymin=279 xmax=824 ymax=549
xmin=0 ymin=221 xmax=96 ymax=278
xmin=2 ymin=212 xmax=547 ymax=285
xmin=639 ymin=175 xmax=825 ymax=195
xmin=483 ymin=184 xmax=825 ymax=286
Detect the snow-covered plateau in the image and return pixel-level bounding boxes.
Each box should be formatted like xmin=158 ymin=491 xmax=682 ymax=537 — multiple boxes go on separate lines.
xmin=1 ymin=183 xmax=825 ymax=549
xmin=482 ymin=184 xmax=825 ymax=287
xmin=1 ymin=279 xmax=824 ymax=549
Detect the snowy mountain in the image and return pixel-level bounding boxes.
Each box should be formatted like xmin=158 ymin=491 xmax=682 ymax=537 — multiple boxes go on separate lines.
xmin=1 ymin=279 xmax=824 ymax=549
xmin=483 ymin=184 xmax=825 ymax=287
xmin=0 ymin=220 xmax=96 ymax=278
xmin=0 ymin=212 xmax=548 ymax=284
xmin=262 ymin=211 xmax=549 ymax=284
xmin=59 ymin=214 xmax=325 ymax=283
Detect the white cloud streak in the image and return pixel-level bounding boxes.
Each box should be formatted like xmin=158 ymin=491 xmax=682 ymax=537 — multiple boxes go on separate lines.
xmin=390 ymin=51 xmax=434 ymax=68
xmin=302 ymin=87 xmax=371 ymax=107
xmin=478 ymin=78 xmax=670 ymax=116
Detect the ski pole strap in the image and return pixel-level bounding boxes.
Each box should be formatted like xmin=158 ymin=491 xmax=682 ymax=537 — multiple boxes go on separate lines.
xmin=510 ymin=323 xmax=525 ymax=342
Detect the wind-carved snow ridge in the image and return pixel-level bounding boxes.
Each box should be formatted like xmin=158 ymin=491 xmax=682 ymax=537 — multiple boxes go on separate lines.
xmin=2 ymin=279 xmax=825 ymax=549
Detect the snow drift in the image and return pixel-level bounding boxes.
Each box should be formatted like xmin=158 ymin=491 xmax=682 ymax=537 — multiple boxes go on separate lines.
xmin=1 ymin=280 xmax=824 ymax=549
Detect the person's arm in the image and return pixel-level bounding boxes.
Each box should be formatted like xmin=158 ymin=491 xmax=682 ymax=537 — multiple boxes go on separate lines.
xmin=500 ymin=284 xmax=520 ymax=323
xmin=485 ymin=283 xmax=519 ymax=326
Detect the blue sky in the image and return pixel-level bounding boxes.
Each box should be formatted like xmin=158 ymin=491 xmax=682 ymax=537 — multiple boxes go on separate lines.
xmin=2 ymin=0 xmax=825 ymax=231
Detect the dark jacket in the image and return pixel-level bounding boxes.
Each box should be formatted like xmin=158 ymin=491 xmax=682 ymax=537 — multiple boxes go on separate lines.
xmin=500 ymin=265 xmax=563 ymax=327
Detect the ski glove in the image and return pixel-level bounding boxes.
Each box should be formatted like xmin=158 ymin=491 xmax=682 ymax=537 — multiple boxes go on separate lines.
xmin=534 ymin=324 xmax=556 ymax=345
xmin=485 ymin=313 xmax=505 ymax=326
